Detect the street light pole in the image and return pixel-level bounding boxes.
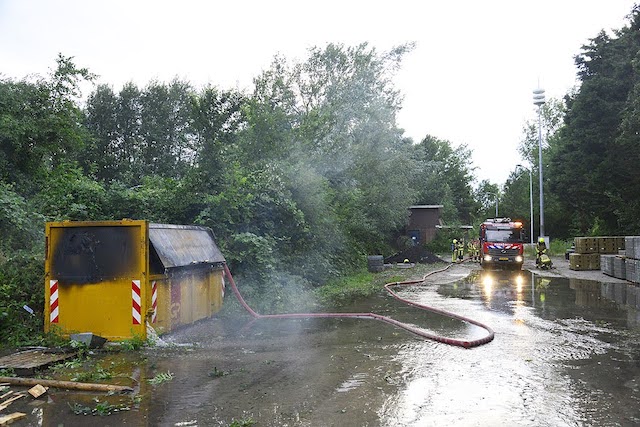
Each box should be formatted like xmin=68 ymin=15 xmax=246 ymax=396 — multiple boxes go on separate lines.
xmin=517 ymin=164 xmax=535 ymax=245
xmin=528 ymin=166 xmax=533 ymax=244
xmin=533 ymin=88 xmax=546 ymax=239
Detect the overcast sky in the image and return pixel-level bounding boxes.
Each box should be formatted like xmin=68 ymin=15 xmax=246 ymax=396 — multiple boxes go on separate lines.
xmin=1 ymin=1 xmax=637 ymax=185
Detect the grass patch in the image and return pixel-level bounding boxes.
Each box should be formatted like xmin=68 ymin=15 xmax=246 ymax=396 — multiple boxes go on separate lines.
xmin=549 ymin=239 xmax=573 ymax=255
xmin=315 ymin=263 xmax=448 ymax=306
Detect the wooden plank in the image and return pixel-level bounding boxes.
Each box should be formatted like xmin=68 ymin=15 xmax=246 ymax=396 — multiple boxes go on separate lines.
xmin=0 ymin=377 xmax=133 ymax=393
xmin=0 ymin=393 xmax=25 ymax=411
xmin=0 ymin=412 xmax=26 ymax=425
xmin=27 ymin=385 xmax=47 ymax=398
xmin=0 ymin=349 xmax=76 ymax=376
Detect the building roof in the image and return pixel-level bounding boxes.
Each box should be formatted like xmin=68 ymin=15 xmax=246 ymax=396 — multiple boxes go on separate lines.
xmin=149 ymin=223 xmax=225 ymax=269
xmin=408 ymin=205 xmax=444 ymax=209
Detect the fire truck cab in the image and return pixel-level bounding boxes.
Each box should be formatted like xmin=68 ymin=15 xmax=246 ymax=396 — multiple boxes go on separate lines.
xmin=479 ymin=218 xmax=525 ymax=270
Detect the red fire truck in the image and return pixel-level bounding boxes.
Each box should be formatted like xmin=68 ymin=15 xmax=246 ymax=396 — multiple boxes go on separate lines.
xmin=479 ymin=218 xmax=525 ymax=270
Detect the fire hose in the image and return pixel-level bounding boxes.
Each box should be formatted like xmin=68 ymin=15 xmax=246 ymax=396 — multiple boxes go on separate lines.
xmin=223 ymin=263 xmax=494 ymax=348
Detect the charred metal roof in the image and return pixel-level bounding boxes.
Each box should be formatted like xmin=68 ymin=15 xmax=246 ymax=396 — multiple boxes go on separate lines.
xmin=149 ymin=223 xmax=225 ymax=269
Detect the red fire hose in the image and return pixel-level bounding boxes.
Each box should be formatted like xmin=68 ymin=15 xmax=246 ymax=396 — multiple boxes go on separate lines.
xmin=223 ymin=263 xmax=494 ymax=348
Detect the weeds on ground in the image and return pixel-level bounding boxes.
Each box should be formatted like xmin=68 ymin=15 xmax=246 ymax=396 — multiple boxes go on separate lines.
xmin=69 ymin=340 xmax=91 ymax=359
xmin=0 ymin=368 xmax=15 ymax=377
xmin=50 ymin=359 xmax=83 ymax=373
xmin=229 ymin=417 xmax=255 ymax=427
xmin=69 ymin=398 xmax=131 ymax=416
xmin=208 ymin=366 xmax=228 ymax=378
xmin=72 ymin=365 xmax=113 ymax=382
xmin=120 ymin=333 xmax=147 ymax=351
xmin=42 ymin=327 xmax=71 ymax=348
xmin=147 ymin=370 xmax=174 ymax=385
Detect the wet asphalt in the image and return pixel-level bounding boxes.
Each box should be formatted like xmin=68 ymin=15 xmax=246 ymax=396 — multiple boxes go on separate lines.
xmin=8 ymin=258 xmax=640 ymax=426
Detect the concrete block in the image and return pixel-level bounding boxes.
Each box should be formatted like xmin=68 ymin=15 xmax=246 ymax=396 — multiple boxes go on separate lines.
xmin=627 ymin=258 xmax=640 ymax=284
xmin=625 ymin=236 xmax=640 ymax=260
xmin=601 ymin=255 xmax=615 ymax=276
xmin=613 ymin=256 xmax=627 ymax=280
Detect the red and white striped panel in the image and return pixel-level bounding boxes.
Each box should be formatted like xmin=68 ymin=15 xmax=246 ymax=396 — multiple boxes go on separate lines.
xmin=151 ymin=280 xmax=158 ymax=323
xmin=132 ymin=280 xmax=141 ymax=325
xmin=49 ymin=280 xmax=59 ymax=323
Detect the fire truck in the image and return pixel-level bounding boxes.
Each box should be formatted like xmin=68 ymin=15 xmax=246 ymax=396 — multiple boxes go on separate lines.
xmin=479 ymin=218 xmax=525 ymax=270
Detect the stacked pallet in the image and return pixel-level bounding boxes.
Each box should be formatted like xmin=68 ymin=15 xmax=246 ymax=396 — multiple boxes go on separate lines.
xmin=601 ymin=236 xmax=640 ymax=281
xmin=572 ymin=236 xmax=623 ymax=271
xmin=624 ymin=236 xmax=640 ymax=284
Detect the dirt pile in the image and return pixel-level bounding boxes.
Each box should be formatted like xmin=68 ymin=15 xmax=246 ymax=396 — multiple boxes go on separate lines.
xmin=384 ymin=246 xmax=446 ymax=264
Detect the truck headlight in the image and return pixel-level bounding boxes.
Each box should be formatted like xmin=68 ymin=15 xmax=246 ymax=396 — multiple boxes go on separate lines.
xmin=515 ymin=255 xmax=523 ymax=263
xmin=484 ymin=255 xmax=492 ymax=262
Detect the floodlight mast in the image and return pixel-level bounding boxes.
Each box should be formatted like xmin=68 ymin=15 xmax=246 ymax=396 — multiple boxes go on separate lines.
xmin=533 ymin=88 xmax=546 ymax=239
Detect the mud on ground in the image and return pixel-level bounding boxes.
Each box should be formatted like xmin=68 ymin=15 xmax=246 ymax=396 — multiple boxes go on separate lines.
xmin=384 ymin=246 xmax=446 ymax=264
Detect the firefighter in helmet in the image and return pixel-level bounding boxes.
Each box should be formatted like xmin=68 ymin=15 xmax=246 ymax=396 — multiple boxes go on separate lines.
xmin=467 ymin=240 xmax=475 ymax=262
xmin=472 ymin=239 xmax=480 ymax=262
xmin=457 ymin=239 xmax=465 ymax=261
xmin=451 ymin=239 xmax=458 ymax=262
xmin=536 ymin=237 xmax=547 ymax=267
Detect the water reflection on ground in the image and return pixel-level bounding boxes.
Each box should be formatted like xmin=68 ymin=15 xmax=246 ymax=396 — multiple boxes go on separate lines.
xmin=380 ymin=268 xmax=640 ymax=426
xmin=11 ymin=267 xmax=640 ymax=426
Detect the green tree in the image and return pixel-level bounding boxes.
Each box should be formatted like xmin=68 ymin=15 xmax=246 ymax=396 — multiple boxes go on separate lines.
xmin=84 ymin=84 xmax=121 ymax=181
xmin=234 ymin=43 xmax=418 ymax=281
xmin=474 ymin=179 xmax=501 ymax=221
xmin=139 ymin=79 xmax=194 ymax=179
xmin=412 ymin=135 xmax=479 ymax=224
xmin=0 ymin=54 xmax=93 ymax=192
xmin=549 ymin=6 xmax=640 ymax=235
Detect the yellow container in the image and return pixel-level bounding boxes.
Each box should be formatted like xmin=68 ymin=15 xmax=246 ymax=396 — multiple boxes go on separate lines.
xmin=44 ymin=220 xmax=225 ymax=340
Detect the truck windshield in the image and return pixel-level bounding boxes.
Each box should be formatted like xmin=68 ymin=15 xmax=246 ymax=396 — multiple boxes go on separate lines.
xmin=485 ymin=229 xmax=522 ymax=243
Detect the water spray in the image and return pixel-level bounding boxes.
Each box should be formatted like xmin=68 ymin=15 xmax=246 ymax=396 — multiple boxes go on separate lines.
xmin=223 ymin=263 xmax=494 ymax=348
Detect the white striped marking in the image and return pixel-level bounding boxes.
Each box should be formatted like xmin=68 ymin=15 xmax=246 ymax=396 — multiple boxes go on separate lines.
xmin=132 ymin=280 xmax=141 ymax=325
xmin=49 ymin=280 xmax=59 ymax=323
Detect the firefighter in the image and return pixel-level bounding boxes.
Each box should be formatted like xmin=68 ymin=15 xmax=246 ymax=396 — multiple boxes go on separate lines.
xmin=472 ymin=239 xmax=481 ymax=262
xmin=451 ymin=239 xmax=458 ymax=262
xmin=536 ymin=237 xmax=547 ymax=267
xmin=457 ymin=239 xmax=465 ymax=261
xmin=467 ymin=240 xmax=475 ymax=262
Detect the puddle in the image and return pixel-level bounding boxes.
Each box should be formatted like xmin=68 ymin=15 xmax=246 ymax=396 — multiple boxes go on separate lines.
xmin=336 ymin=372 xmax=369 ymax=392
xmin=8 ymin=269 xmax=640 ymax=426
